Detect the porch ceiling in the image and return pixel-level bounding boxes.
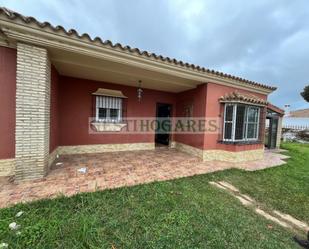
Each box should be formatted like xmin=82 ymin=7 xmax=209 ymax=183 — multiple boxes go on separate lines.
xmin=50 ymin=48 xmax=202 ymax=93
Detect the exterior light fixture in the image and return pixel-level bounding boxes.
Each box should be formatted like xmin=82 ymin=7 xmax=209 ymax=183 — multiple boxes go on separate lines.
xmin=137 ymin=80 xmax=143 ymax=102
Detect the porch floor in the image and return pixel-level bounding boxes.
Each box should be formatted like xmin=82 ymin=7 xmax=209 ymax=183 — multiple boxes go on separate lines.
xmin=0 ymin=148 xmax=289 ymax=208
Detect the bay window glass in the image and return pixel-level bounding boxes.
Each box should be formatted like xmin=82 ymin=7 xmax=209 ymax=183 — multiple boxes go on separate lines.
xmin=246 ymin=106 xmax=259 ymax=139
xmin=223 ymin=104 xmax=260 ymax=141
xmin=235 ymin=105 xmax=246 ymax=140
xmin=223 ymin=105 xmax=234 ymax=140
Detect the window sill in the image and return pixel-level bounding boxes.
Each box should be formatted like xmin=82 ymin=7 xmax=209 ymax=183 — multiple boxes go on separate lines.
xmin=91 ymin=122 xmax=127 ymax=132
xmin=218 ymin=140 xmax=262 ymax=145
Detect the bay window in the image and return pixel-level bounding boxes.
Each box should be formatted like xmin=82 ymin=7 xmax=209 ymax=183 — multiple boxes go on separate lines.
xmin=223 ymin=104 xmax=260 ymax=142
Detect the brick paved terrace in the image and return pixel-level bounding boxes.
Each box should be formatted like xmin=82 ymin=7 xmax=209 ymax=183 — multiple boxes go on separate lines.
xmin=0 ymin=148 xmax=289 ymax=208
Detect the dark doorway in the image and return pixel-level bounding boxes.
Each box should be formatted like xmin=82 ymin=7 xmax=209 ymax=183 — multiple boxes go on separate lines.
xmin=265 ymin=117 xmax=278 ymax=149
xmin=155 ymin=103 xmax=172 ymax=146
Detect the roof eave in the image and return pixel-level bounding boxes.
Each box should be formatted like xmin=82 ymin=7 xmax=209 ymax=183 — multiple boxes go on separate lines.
xmin=0 ymin=10 xmax=276 ymax=95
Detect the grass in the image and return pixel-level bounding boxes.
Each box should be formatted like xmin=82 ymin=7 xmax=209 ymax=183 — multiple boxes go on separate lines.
xmin=0 ymin=143 xmax=307 ymax=248
xmin=214 ymin=142 xmax=309 ymax=225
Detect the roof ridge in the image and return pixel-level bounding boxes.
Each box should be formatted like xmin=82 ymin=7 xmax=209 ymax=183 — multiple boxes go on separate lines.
xmin=0 ymin=6 xmax=277 ymax=91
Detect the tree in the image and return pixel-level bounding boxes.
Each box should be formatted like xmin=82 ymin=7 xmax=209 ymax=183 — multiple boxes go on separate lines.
xmin=301 ymin=85 xmax=309 ymax=102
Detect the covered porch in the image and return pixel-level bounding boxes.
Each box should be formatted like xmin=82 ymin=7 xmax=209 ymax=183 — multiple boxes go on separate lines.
xmin=265 ymin=103 xmax=285 ymax=149
xmin=0 ymin=148 xmax=289 ymax=208
xmin=0 ymin=8 xmax=277 ymax=182
xmin=11 ymin=40 xmax=207 ymax=181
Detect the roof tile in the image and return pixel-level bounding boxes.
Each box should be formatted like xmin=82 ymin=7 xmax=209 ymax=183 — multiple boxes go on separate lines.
xmin=219 ymin=91 xmax=268 ymax=106
xmin=0 ymin=7 xmax=277 ymax=91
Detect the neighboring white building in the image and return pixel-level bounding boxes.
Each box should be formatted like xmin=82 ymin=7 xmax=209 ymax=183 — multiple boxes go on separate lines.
xmin=283 ymin=108 xmax=309 ymax=127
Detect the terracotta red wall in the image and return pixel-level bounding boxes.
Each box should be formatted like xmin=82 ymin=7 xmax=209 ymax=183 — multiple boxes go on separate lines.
xmin=50 ymin=66 xmax=60 ymax=153
xmin=174 ymin=84 xmax=207 ymax=149
xmin=204 ymin=82 xmax=267 ymax=151
xmin=0 ymin=47 xmax=269 ymax=159
xmin=58 ymin=76 xmax=176 ymax=146
xmin=0 ymin=47 xmax=16 ymax=159
xmin=54 ymin=74 xmax=268 ymax=151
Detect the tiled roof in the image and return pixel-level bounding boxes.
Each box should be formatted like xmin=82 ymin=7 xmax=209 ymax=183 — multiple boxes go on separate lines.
xmin=266 ymin=103 xmax=284 ymax=115
xmin=219 ymin=91 xmax=268 ymax=106
xmin=0 ymin=7 xmax=277 ymax=91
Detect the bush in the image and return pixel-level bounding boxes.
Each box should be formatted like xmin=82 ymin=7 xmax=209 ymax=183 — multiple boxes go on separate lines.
xmin=301 ymin=85 xmax=309 ymax=102
xmin=296 ymin=130 xmax=309 ymax=142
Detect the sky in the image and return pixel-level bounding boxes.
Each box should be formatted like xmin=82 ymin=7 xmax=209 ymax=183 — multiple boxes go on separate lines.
xmin=1 ymin=0 xmax=308 ymax=110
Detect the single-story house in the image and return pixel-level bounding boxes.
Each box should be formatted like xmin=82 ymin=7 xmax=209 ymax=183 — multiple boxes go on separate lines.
xmin=0 ymin=7 xmax=283 ymax=181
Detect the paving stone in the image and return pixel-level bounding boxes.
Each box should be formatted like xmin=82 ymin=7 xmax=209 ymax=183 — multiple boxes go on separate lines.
xmin=0 ymin=149 xmax=286 ymax=208
xmin=255 ymin=208 xmax=291 ymax=228
xmin=273 ymin=210 xmax=309 ymax=232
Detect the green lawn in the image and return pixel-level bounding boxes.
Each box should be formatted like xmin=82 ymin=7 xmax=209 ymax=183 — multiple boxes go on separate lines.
xmin=213 ymin=143 xmax=309 ymax=225
xmin=0 ymin=143 xmax=308 ymax=249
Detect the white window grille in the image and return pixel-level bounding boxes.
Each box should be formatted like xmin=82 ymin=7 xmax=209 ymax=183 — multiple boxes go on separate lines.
xmin=95 ymin=96 xmax=122 ymax=123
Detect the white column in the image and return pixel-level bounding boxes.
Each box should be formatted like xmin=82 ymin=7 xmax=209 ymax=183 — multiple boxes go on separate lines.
xmin=276 ymin=116 xmax=283 ymax=149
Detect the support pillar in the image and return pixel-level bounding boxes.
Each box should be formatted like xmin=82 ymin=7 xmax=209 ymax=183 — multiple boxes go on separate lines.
xmin=15 ymin=43 xmax=50 ymax=181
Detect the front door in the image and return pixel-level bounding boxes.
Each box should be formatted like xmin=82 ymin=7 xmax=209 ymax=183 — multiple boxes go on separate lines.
xmin=267 ymin=117 xmax=278 ymax=149
xmin=155 ymin=103 xmax=172 ymax=146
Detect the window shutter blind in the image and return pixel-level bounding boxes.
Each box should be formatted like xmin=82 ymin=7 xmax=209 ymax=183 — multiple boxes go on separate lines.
xmin=96 ymin=96 xmax=122 ymax=109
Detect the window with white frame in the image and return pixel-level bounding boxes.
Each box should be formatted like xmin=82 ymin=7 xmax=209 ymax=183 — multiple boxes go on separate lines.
xmin=95 ymin=96 xmax=122 ymax=123
xmin=223 ymin=104 xmax=260 ymax=141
